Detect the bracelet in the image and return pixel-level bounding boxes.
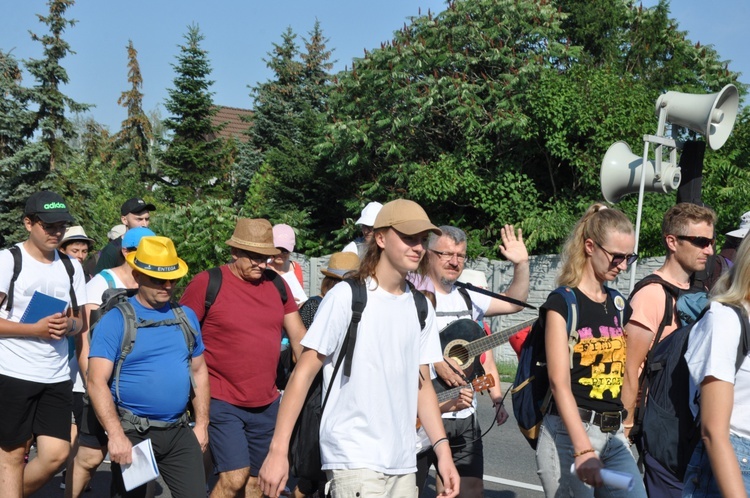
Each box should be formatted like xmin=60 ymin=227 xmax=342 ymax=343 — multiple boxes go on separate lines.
xmin=432 ymin=437 xmax=449 ymax=450
xmin=623 ymin=423 xmax=634 ymax=429
xmin=572 ymin=448 xmax=595 ymax=458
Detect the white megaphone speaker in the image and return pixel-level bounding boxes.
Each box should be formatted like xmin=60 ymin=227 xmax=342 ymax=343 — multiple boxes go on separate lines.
xmin=655 ymin=84 xmax=739 ymax=150
xmin=601 ymin=141 xmax=682 ymax=203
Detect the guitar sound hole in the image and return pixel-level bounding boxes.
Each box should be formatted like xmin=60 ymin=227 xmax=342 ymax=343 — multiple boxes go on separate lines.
xmin=447 ymin=346 xmax=469 ymax=366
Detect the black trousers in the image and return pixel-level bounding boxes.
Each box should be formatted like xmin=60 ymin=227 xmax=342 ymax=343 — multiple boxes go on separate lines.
xmin=109 ymin=424 xmax=206 ymax=498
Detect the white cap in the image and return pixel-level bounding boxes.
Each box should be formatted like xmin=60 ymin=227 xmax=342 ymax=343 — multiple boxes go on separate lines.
xmin=457 ymin=269 xmax=488 ymax=289
xmin=727 ymin=211 xmax=750 ymax=238
xmin=355 ymin=202 xmax=383 ymax=226
xmin=107 ymin=224 xmax=127 ymax=240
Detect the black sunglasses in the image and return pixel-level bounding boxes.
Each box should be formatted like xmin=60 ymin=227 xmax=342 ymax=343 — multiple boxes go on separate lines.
xmin=676 ymin=235 xmax=715 ymax=249
xmin=595 ymin=242 xmax=638 ymax=267
xmin=147 ymin=275 xmax=179 ymax=286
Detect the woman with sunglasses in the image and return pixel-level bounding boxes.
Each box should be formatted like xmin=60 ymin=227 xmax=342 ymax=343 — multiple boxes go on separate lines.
xmin=682 ymin=233 xmax=750 ymax=497
xmin=536 ymin=203 xmax=646 ymax=498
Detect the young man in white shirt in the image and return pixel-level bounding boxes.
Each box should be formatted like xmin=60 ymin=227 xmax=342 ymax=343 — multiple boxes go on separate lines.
xmin=0 ymin=191 xmax=87 ymax=497
xmin=259 ymin=199 xmax=460 ymax=498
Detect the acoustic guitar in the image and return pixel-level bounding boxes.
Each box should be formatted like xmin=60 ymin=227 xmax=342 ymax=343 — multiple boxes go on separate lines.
xmin=433 ymin=318 xmax=536 ymax=394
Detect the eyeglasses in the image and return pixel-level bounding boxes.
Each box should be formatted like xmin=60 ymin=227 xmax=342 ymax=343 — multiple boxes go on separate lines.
xmin=595 ymin=242 xmax=638 ymax=267
xmin=430 ymin=249 xmax=467 ymax=263
xmin=147 ymin=275 xmax=179 ymax=286
xmin=239 ymin=250 xmax=269 ymax=264
xmin=676 ymin=235 xmax=715 ymax=249
xmin=37 ymin=221 xmax=70 ymax=234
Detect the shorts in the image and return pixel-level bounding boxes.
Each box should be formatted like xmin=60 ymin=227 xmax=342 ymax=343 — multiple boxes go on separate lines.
xmin=78 ymin=395 xmax=109 ymax=448
xmin=0 ymin=373 xmax=72 ymax=446
xmin=208 ymin=397 xmax=279 ymax=474
xmin=325 ymin=469 xmax=417 ymax=498
xmin=72 ymin=391 xmax=85 ymax=426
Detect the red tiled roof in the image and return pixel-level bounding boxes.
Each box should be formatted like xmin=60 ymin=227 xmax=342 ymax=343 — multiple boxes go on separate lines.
xmin=211 ymin=106 xmax=253 ymax=143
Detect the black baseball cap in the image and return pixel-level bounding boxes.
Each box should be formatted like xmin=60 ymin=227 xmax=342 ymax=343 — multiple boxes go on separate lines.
xmin=24 ymin=191 xmax=75 ymax=224
xmin=120 ymin=198 xmax=156 ymax=216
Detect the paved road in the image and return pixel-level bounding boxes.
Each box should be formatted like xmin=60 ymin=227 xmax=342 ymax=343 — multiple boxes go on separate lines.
xmin=33 ymin=383 xmax=545 ymax=497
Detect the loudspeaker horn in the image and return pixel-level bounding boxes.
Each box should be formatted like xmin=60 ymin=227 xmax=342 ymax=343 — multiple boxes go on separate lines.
xmin=655 ymin=84 xmax=739 ymax=150
xmin=601 ymin=141 xmax=682 ymax=203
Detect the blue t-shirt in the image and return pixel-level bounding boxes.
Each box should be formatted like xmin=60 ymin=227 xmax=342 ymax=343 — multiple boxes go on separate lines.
xmin=89 ymin=297 xmax=205 ymax=422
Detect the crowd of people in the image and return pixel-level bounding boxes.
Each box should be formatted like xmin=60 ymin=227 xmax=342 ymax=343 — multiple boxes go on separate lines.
xmin=1 ymin=189 xmax=749 ymax=498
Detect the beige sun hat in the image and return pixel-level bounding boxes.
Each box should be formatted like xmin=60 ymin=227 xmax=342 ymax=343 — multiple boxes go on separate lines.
xmin=225 ymin=218 xmax=280 ymax=256
xmin=321 ymin=252 xmax=361 ymax=279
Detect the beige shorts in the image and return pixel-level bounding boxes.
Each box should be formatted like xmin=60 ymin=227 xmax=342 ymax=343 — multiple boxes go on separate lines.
xmin=325 ymin=468 xmax=417 ymax=498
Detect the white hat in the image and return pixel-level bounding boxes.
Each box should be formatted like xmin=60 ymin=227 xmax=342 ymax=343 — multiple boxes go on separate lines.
xmin=108 ymin=224 xmax=127 ymax=240
xmin=355 ymin=202 xmax=383 ymax=226
xmin=727 ymin=211 xmax=750 ymax=238
xmin=457 ymin=269 xmax=489 ymax=289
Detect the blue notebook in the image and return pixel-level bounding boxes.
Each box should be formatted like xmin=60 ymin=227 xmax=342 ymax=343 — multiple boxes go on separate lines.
xmin=20 ymin=291 xmax=68 ymax=324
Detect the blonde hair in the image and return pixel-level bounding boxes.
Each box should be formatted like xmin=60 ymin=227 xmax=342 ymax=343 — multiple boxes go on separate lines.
xmin=557 ymin=203 xmax=634 ymax=287
xmin=711 ymin=234 xmax=750 ymax=307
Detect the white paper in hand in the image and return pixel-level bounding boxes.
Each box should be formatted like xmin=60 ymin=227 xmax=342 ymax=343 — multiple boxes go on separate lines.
xmin=121 ymin=439 xmax=159 ymax=491
xmin=569 ymin=463 xmax=634 ymax=491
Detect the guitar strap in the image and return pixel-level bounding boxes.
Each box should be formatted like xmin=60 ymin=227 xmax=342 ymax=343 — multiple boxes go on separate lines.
xmin=455 ymin=281 xmax=537 ymax=310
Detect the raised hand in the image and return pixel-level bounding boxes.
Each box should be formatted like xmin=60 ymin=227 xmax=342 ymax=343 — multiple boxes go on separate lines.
xmin=498 ymin=225 xmax=528 ymax=265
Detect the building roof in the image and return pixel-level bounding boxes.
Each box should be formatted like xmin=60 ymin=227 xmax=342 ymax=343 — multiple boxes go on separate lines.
xmin=210 ymin=106 xmax=253 ymax=143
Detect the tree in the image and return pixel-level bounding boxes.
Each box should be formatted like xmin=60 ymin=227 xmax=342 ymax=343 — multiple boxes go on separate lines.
xmin=114 ymin=40 xmax=153 ymax=184
xmin=159 ymin=24 xmax=227 ymax=204
xmin=24 ymin=0 xmax=89 ymax=171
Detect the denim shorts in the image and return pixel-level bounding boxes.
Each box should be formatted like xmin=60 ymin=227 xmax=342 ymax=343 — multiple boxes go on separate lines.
xmin=683 ymin=434 xmax=750 ymax=497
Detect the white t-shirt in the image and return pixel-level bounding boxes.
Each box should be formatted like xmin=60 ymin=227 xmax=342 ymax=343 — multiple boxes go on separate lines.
xmin=0 ymin=243 xmax=87 ymax=383
xmin=85 ymin=269 xmax=125 ymax=306
xmin=686 ymin=301 xmax=750 ymax=438
xmin=434 ymin=286 xmax=492 ymax=419
xmin=302 ymin=278 xmax=443 ymax=474
xmin=280 ymin=271 xmax=307 ymax=305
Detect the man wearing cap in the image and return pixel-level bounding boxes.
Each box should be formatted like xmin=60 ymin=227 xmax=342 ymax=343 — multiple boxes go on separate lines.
xmin=94 ymin=197 xmax=155 ymax=274
xmin=417 ymin=224 xmax=528 ymax=498
xmin=0 ymin=191 xmax=88 ymax=497
xmin=87 ymin=236 xmax=209 ymax=497
xmin=700 ymin=210 xmax=749 ymax=290
xmin=343 ymin=201 xmax=383 ymax=258
xmin=180 ymin=218 xmax=306 ymax=498
xmin=622 ymin=203 xmax=716 ymax=496
xmin=65 ymin=227 xmax=156 ymax=498
xmin=259 ymin=199 xmax=459 ymax=498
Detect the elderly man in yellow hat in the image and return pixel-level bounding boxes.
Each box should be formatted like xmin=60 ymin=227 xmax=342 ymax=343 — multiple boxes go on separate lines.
xmin=87 ymin=236 xmax=210 ymax=498
xmin=180 ymin=218 xmax=307 ymax=498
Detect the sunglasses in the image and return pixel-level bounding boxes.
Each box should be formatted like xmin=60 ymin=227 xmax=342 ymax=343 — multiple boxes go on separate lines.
xmin=595 ymin=242 xmax=638 ymax=267
xmin=147 ymin=275 xmax=179 ymax=286
xmin=676 ymin=235 xmax=715 ymax=249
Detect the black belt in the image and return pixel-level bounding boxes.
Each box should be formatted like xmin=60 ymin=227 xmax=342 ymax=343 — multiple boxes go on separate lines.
xmin=548 ymin=404 xmax=626 ymax=433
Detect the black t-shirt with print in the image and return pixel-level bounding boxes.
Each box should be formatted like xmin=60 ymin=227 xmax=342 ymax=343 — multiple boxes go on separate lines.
xmin=542 ymin=287 xmax=632 ymax=414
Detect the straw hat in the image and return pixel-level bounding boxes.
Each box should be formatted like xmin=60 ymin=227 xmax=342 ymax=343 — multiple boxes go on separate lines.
xmin=59 ymin=226 xmax=95 ymax=248
xmin=321 ymin=252 xmax=360 ymax=279
xmin=126 ymin=236 xmax=188 ymax=280
xmin=226 ymin=218 xmax=280 ymax=256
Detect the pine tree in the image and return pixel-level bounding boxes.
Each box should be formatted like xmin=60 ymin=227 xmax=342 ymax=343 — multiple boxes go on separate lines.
xmin=159 ymin=24 xmax=227 ymax=204
xmin=24 ymin=0 xmax=89 ymax=171
xmin=115 ymin=40 xmax=153 ymax=184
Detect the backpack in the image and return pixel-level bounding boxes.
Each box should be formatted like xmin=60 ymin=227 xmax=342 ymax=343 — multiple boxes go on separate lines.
xmin=288 ymin=278 xmax=428 ymax=481
xmin=87 ymin=289 xmax=199 ymax=428
xmin=200 ymin=267 xmax=293 ymax=389
xmin=635 ymin=303 xmax=750 ymax=480
xmin=511 ymin=286 xmax=626 ymax=449
xmin=2 ymin=245 xmax=79 ymax=315
xmin=629 ymin=274 xmax=708 ymax=445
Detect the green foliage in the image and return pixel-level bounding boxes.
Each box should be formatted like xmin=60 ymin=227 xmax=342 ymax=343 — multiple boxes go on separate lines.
xmin=150 ymin=198 xmax=238 ymax=282
xmin=159 ymin=24 xmax=228 ymax=204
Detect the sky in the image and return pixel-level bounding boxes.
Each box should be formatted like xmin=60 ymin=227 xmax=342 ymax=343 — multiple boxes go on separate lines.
xmin=1 ymin=0 xmax=748 ymax=132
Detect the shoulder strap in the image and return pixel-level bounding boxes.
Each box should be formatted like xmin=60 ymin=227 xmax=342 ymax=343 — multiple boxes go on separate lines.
xmin=728 ymin=304 xmax=750 ymax=372
xmin=202 ymin=267 xmax=223 ymax=325
xmin=342 ymin=278 xmax=367 ymax=377
xmin=604 ymin=286 xmax=626 ymax=329
xmin=171 ymin=303 xmax=198 ymax=389
xmin=632 ymin=274 xmax=678 ymax=349
xmin=4 ymin=245 xmax=22 ymax=312
xmin=550 ymin=286 xmax=579 ymax=369
xmin=113 ymin=302 xmax=139 ymax=404
xmin=57 ymin=250 xmax=79 ymax=315
xmin=457 ymin=286 xmax=473 ymax=313
xmin=264 ymin=268 xmax=288 ymax=305
xmin=407 ymin=281 xmax=428 ymax=330
xmin=101 ymin=269 xmax=117 ymax=289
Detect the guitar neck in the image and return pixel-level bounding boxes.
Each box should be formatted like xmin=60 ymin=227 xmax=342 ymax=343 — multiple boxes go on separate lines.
xmin=464 ymin=319 xmax=535 ymax=357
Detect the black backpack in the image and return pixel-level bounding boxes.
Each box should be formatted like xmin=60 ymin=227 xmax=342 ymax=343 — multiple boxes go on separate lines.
xmin=2 ymin=245 xmax=79 ymax=314
xmin=288 ymin=279 xmax=428 ymax=482
xmin=636 ymin=303 xmax=750 ymax=480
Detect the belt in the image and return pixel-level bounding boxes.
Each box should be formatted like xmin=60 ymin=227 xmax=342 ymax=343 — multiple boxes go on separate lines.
xmin=548 ymin=404 xmax=627 ymax=433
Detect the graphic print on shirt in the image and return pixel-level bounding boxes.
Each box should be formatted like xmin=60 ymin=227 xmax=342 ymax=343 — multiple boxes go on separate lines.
xmin=574 ymin=315 xmax=626 ymax=399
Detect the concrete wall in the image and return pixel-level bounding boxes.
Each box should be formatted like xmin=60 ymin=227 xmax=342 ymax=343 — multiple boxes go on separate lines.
xmin=292 ymin=253 xmax=666 ymax=366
